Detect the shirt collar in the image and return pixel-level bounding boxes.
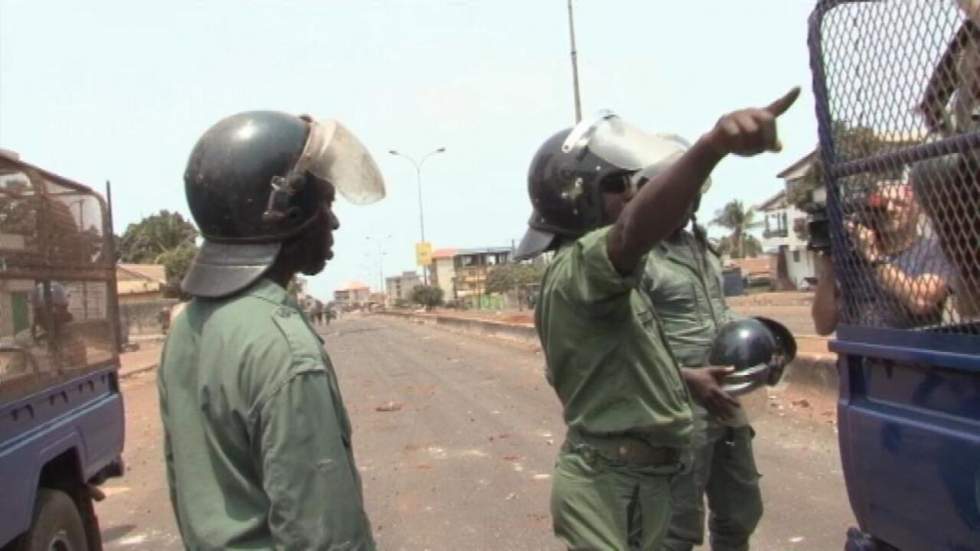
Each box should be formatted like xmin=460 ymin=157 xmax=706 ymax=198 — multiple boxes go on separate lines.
xmin=241 ymin=278 xmax=293 ymax=307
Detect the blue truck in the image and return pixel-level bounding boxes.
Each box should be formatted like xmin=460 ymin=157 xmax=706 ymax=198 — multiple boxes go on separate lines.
xmin=808 ymin=1 xmax=980 ymax=549
xmin=0 ymin=153 xmax=124 ymax=550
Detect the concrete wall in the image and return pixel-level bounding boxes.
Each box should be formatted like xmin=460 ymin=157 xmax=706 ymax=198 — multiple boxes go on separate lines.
xmin=119 ymin=298 xmax=178 ymax=337
xmin=786 ymin=248 xmax=819 ymax=289
xmin=379 ymin=310 xmax=840 ymax=395
xmin=433 ymin=258 xmax=455 ymax=300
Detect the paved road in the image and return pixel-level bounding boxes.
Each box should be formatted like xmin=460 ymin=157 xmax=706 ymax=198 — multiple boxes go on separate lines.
xmin=96 ymin=315 xmax=852 ymax=550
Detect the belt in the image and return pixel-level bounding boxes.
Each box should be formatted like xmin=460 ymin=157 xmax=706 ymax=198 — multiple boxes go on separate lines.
xmin=564 ymin=429 xmax=680 ymax=467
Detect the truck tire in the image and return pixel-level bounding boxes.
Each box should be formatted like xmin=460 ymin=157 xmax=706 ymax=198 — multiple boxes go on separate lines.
xmin=15 ymin=488 xmax=88 ymax=551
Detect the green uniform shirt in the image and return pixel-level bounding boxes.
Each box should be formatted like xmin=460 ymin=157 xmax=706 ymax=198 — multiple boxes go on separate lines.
xmin=535 ymin=227 xmax=693 ymax=449
xmin=643 ymin=230 xmax=747 ymax=427
xmin=158 ymin=279 xmax=374 ymax=551
xmin=642 ymin=230 xmax=735 ymax=368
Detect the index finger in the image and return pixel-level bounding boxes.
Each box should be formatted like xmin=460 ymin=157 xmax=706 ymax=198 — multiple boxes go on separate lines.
xmin=765 ymin=86 xmax=801 ymax=117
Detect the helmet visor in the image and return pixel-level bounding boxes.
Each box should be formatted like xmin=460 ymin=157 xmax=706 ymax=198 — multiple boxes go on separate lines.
xmin=298 ymin=118 xmax=386 ymax=205
xmin=562 ymin=112 xmax=688 ymax=172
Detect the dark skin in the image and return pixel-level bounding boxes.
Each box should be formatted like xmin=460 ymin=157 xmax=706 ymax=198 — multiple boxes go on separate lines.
xmin=267 ymin=182 xmax=341 ymax=289
xmin=603 ymin=86 xmax=801 ymax=419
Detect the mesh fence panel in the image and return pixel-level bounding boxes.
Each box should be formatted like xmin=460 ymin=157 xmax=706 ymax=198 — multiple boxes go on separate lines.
xmin=810 ymin=0 xmax=980 ymax=334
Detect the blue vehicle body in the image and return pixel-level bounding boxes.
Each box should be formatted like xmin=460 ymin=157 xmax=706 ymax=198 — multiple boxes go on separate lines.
xmin=0 ymin=154 xmax=125 ymax=549
xmin=0 ymin=367 xmax=124 ymax=547
xmin=808 ymin=1 xmax=980 ymax=549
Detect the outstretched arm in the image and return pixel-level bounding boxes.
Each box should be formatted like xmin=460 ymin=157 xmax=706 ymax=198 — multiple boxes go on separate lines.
xmin=607 ymin=88 xmax=801 ymax=275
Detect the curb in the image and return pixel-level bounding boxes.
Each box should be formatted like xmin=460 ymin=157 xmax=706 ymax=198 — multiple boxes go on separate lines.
xmin=119 ymin=363 xmax=159 ymax=380
xmin=378 ymin=310 xmax=840 ymax=395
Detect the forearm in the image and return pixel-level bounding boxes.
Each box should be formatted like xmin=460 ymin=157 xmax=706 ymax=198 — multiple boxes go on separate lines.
xmin=811 ymin=280 xmax=838 ymax=335
xmin=811 ymin=255 xmax=838 ymax=335
xmin=608 ymin=136 xmax=724 ymax=273
xmin=874 ymin=264 xmax=947 ymax=315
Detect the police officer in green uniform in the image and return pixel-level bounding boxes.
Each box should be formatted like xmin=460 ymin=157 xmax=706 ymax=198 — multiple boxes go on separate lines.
xmin=158 ymin=111 xmax=385 ymax=550
xmin=515 ymin=89 xmax=798 ymax=550
xmin=642 ymin=195 xmax=763 ymax=551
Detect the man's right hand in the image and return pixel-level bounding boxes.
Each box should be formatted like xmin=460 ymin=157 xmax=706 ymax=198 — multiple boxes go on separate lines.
xmin=705 ymin=87 xmax=801 ymax=157
xmin=682 ymin=367 xmax=741 ymax=420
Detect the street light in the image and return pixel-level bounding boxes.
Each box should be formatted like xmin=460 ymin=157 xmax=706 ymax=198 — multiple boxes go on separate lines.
xmin=388 ymin=147 xmax=446 ymax=285
xmin=365 ymin=234 xmax=391 ymax=296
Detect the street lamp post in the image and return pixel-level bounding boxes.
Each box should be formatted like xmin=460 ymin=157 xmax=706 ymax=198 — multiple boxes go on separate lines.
xmin=366 ymin=234 xmax=391 ymax=300
xmin=388 ymin=147 xmax=446 ymax=285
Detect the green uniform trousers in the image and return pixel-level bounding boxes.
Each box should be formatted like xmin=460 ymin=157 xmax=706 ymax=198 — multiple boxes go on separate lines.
xmin=661 ymin=424 xmax=762 ymax=551
xmin=552 ymin=444 xmax=683 ymax=550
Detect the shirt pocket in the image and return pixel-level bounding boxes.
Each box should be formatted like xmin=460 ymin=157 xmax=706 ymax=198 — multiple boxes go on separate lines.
xmin=651 ymin=277 xmax=702 ymax=326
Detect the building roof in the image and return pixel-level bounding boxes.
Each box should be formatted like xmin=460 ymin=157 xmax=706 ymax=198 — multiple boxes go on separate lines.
xmin=432 ymin=248 xmax=457 ymax=259
xmin=116 ymin=263 xmax=166 ymax=295
xmin=336 ymin=280 xmax=370 ymax=291
xmin=117 ymin=263 xmax=166 ymax=283
xmin=726 ymin=256 xmax=772 ymax=276
xmin=756 ymin=189 xmax=787 ymax=212
xmin=455 ymin=246 xmax=513 ymax=256
xmin=776 ymin=149 xmax=818 ymax=180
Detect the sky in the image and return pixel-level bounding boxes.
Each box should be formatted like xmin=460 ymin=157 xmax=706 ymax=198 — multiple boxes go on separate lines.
xmin=0 ymin=0 xmax=823 ymax=300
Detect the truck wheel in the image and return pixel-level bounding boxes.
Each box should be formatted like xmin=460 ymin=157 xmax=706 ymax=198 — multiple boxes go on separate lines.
xmin=15 ymin=488 xmax=88 ymax=551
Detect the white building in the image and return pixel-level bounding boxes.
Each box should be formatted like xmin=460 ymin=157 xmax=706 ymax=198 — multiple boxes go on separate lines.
xmin=758 ymin=150 xmax=822 ymax=290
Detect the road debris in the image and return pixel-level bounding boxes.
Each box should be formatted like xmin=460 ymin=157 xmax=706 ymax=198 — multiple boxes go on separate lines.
xmin=375 ymin=401 xmax=403 ymax=412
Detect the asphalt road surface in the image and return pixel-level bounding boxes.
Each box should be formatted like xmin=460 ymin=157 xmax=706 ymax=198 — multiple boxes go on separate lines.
xmin=96 ymin=315 xmax=853 ymax=550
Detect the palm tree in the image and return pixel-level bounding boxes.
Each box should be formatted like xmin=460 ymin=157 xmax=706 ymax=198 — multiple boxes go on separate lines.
xmin=711 ymin=200 xmax=763 ymax=258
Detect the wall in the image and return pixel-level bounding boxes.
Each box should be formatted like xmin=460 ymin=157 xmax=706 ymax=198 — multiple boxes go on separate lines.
xmin=433 ymin=258 xmax=455 ymax=300
xmin=761 ymin=204 xmax=809 ymax=253
xmin=786 ymin=248 xmax=819 ymax=289
xmin=119 ymin=298 xmax=178 ymax=337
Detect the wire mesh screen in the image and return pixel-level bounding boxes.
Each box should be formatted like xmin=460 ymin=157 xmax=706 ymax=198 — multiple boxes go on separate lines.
xmin=810 ymin=0 xmax=980 ymax=333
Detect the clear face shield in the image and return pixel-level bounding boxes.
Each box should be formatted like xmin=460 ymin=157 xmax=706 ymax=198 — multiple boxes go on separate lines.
xmin=295 ymin=117 xmax=386 ymax=206
xmin=562 ymin=112 xmax=711 ymax=195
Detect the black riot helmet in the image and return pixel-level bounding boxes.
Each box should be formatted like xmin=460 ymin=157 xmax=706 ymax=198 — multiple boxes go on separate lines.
xmin=514 ymin=112 xmax=691 ymax=260
xmin=182 ymin=111 xmax=385 ymax=298
xmin=708 ymin=317 xmax=797 ymax=395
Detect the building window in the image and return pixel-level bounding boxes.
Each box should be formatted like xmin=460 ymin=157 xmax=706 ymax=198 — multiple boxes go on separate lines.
xmin=792 ymin=250 xmax=801 ymax=263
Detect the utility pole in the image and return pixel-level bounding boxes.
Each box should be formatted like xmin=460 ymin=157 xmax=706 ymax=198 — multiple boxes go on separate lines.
xmin=567 ymin=0 xmax=583 ymax=123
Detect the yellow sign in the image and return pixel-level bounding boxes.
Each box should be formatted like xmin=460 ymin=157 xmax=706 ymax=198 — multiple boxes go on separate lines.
xmin=415 ymin=241 xmax=433 ymax=266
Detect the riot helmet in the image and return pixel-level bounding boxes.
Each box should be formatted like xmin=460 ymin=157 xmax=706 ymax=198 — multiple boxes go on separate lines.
xmin=514 ymin=112 xmax=691 ymax=260
xmin=182 ymin=111 xmax=385 ymax=298
xmin=708 ymin=317 xmax=797 ymax=395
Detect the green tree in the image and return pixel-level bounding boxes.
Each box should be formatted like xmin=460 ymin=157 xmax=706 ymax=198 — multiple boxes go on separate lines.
xmin=118 ymin=210 xmax=200 ymax=296
xmin=716 ymin=234 xmax=762 ymax=258
xmin=410 ymin=285 xmax=444 ymax=310
xmin=484 ymin=263 xmax=545 ymax=295
xmin=155 ymin=242 xmax=198 ymax=297
xmin=711 ymin=200 xmax=763 ymax=258
xmin=119 ymin=210 xmax=198 ymax=263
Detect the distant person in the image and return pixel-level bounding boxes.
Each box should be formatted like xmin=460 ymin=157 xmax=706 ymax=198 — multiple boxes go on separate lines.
xmin=811 ymin=183 xmax=955 ymax=334
xmin=515 ymin=89 xmax=798 ymax=549
xmin=157 ymin=306 xmax=171 ymax=335
xmin=158 ymin=111 xmax=384 ymax=549
xmin=312 ymin=299 xmax=325 ymax=325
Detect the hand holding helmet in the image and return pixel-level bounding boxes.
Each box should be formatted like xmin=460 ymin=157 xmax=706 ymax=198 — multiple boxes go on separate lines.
xmin=708 ymin=317 xmax=797 ymax=396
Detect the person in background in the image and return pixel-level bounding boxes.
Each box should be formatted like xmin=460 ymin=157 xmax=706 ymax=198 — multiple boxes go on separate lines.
xmin=811 ymin=182 xmax=954 ymax=334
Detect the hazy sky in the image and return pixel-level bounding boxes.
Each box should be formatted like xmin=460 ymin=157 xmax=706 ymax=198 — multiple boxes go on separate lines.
xmin=0 ymin=0 xmax=821 ymax=300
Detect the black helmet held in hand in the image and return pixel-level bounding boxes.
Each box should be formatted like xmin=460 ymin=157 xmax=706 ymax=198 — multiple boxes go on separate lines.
xmin=514 ymin=112 xmax=690 ymax=260
xmin=709 ymin=317 xmax=797 ymax=395
xmin=182 ymin=110 xmax=385 ymax=298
